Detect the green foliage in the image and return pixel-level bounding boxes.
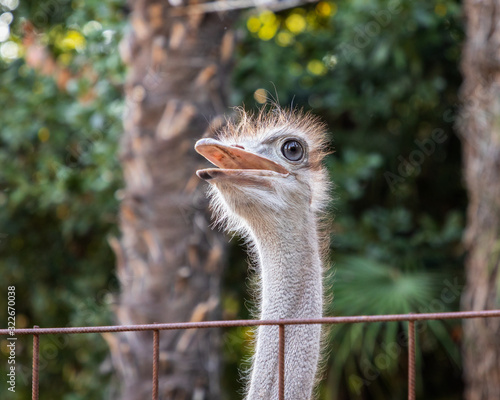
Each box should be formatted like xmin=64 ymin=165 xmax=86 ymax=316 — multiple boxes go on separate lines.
xmin=230 ymin=1 xmax=466 ymax=398
xmin=0 ymin=1 xmax=126 ymax=398
xmin=0 ymin=0 xmax=468 ymax=399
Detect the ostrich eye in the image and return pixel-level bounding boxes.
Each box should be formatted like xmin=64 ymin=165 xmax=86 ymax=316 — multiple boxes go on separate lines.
xmin=281 ymin=140 xmax=304 ymax=161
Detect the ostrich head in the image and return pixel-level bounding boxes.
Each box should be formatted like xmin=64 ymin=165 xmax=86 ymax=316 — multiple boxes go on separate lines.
xmin=195 ymin=107 xmax=330 ymax=236
xmin=195 ymin=107 xmax=331 ymax=400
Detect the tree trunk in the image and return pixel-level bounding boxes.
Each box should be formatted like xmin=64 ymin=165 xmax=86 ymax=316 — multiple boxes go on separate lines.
xmin=108 ymin=2 xmax=234 ymax=399
xmin=459 ymin=1 xmax=500 ymax=399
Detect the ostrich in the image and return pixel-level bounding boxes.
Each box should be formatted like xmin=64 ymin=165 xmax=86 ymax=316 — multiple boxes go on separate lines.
xmin=195 ymin=107 xmax=330 ymax=400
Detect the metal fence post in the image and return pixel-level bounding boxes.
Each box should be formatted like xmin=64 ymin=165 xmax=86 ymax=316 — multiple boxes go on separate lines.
xmin=279 ymin=323 xmax=285 ymax=400
xmin=408 ymin=320 xmax=416 ymax=400
xmin=153 ymin=329 xmax=159 ymax=400
xmin=32 ymin=325 xmax=39 ymax=400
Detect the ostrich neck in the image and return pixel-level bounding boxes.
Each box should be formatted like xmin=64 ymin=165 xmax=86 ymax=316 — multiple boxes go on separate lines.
xmin=250 ymin=218 xmax=323 ymax=319
xmin=246 ymin=213 xmax=323 ymax=400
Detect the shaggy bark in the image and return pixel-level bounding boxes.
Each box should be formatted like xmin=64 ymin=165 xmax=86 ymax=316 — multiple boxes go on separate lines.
xmin=108 ymin=1 xmax=234 ymax=398
xmin=459 ymin=1 xmax=500 ymax=399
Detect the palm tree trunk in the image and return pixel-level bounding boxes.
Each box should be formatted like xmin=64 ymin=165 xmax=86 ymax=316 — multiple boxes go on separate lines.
xmin=459 ymin=1 xmax=500 ymax=399
xmin=108 ymin=2 xmax=234 ymax=398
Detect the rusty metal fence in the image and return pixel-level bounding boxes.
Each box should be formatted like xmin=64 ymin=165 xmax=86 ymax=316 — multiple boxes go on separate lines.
xmin=2 ymin=309 xmax=500 ymax=400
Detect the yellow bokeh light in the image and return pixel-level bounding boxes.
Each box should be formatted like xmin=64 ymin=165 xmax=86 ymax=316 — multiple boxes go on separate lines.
xmin=254 ymin=88 xmax=267 ymax=104
xmin=38 ymin=127 xmax=50 ymax=142
xmin=286 ymin=13 xmax=307 ymax=34
xmin=276 ymin=31 xmax=294 ymax=47
xmin=61 ymin=30 xmax=86 ymax=51
xmin=307 ymin=59 xmax=327 ymax=76
xmin=247 ymin=16 xmax=261 ymax=33
xmin=258 ymin=23 xmax=279 ymax=41
xmin=316 ymin=2 xmax=336 ymax=17
xmin=259 ymin=10 xmax=276 ymax=25
xmin=435 ymin=4 xmax=447 ymax=16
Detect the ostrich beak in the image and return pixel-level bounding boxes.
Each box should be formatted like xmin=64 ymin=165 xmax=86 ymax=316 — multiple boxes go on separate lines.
xmin=195 ymin=138 xmax=289 ymax=181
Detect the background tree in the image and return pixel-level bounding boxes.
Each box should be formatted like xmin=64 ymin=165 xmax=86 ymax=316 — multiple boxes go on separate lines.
xmin=459 ymin=1 xmax=500 ymax=399
xmin=109 ymin=1 xmax=235 ymax=399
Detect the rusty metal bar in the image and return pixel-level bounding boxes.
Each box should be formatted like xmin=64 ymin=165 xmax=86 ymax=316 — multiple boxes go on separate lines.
xmin=152 ymin=329 xmax=159 ymax=400
xmin=408 ymin=320 xmax=415 ymax=400
xmin=32 ymin=326 xmax=39 ymax=400
xmin=278 ymin=324 xmax=285 ymax=400
xmin=2 ymin=311 xmax=498 ymax=400
xmin=2 ymin=310 xmax=499 ymax=336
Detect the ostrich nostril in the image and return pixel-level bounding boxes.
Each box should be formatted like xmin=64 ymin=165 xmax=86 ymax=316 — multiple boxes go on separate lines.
xmin=232 ymin=144 xmax=245 ymax=149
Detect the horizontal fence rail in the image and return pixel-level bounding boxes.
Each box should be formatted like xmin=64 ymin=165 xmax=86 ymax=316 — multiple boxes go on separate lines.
xmin=1 ymin=309 xmax=500 ymax=400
